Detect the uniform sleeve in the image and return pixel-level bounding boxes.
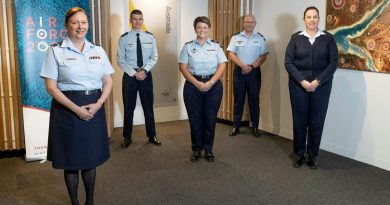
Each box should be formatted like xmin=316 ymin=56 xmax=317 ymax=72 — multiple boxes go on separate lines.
xmin=143 ymin=35 xmax=158 ymax=72
xmin=316 ymin=35 xmax=339 ymax=84
xmin=217 ymin=45 xmax=228 ymax=64
xmin=226 ymin=36 xmax=236 ymax=52
xmin=40 ymin=47 xmax=58 ymax=80
xmin=260 ymin=37 xmax=269 ymax=56
xmin=178 ymin=44 xmax=189 ymax=64
xmin=117 ymin=36 xmax=136 ymax=76
xmin=100 ymin=47 xmax=115 ymax=75
xmin=284 ymin=36 xmax=305 ymax=83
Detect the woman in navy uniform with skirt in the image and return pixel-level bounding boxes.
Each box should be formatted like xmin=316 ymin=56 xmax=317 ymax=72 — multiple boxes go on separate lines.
xmin=285 ymin=6 xmax=338 ymax=169
xmin=40 ymin=7 xmax=114 ymax=205
xmin=178 ymin=16 xmax=227 ymax=162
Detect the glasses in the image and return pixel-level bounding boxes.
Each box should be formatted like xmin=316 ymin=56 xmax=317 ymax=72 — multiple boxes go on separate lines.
xmin=244 ymin=21 xmax=256 ymax=24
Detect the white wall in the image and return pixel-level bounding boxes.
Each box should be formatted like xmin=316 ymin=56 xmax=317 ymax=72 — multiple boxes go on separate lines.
xmin=109 ymin=1 xmax=208 ymax=127
xmin=254 ymin=0 xmax=390 ymax=171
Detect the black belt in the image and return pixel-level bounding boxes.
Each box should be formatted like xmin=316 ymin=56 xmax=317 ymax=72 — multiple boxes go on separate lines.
xmin=193 ymin=74 xmax=213 ymax=80
xmin=62 ymin=89 xmax=101 ymax=95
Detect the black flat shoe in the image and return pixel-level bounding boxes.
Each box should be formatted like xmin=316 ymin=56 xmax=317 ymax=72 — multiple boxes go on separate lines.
xmin=293 ymin=156 xmax=305 ymax=168
xmin=191 ymin=150 xmax=201 ymax=162
xmin=252 ymin=128 xmax=261 ymax=137
xmin=121 ymin=137 xmax=132 ymax=148
xmin=205 ymin=152 xmax=215 ymax=162
xmin=229 ymin=128 xmax=240 ymax=136
xmin=149 ymin=137 xmax=162 ymax=146
xmin=307 ymin=158 xmax=318 ymax=170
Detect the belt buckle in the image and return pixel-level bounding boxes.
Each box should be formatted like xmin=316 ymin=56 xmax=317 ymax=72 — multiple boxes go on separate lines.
xmin=85 ymin=90 xmax=92 ymax=95
xmin=201 ymin=75 xmax=208 ymax=79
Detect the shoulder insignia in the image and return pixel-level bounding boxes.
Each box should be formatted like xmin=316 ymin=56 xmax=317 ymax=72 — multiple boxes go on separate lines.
xmin=292 ymin=31 xmax=301 ymax=36
xmin=211 ymin=39 xmax=220 ymax=44
xmin=185 ymin=40 xmax=194 ymax=44
xmin=257 ymin=32 xmax=266 ymax=41
xmin=233 ymin=31 xmax=240 ymax=36
xmin=211 ymin=40 xmax=223 ymax=48
xmin=121 ymin=32 xmax=129 ymax=37
xmin=51 ymin=41 xmax=62 ymax=47
xmin=145 ymin=31 xmax=154 ymax=36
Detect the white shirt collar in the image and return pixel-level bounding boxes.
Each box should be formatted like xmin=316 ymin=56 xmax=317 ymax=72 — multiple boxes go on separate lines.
xmin=299 ymin=30 xmax=325 ymax=38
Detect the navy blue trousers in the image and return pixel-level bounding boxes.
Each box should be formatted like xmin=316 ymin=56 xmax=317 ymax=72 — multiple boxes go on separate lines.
xmin=183 ymin=79 xmax=223 ymax=153
xmin=233 ymin=66 xmax=261 ymax=128
xmin=122 ymin=72 xmax=156 ymax=139
xmin=289 ymin=79 xmax=332 ymax=158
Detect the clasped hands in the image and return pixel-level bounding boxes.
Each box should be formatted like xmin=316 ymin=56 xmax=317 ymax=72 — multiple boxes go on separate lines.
xmin=195 ymin=80 xmax=213 ymax=92
xmin=240 ymin=64 xmax=254 ymax=75
xmin=135 ymin=69 xmax=147 ymax=81
xmin=300 ymin=80 xmax=320 ymax=92
xmin=77 ymin=102 xmax=102 ymax=121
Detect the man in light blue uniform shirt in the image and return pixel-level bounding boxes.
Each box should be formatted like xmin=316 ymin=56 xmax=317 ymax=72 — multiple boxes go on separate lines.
xmin=227 ymin=14 xmax=269 ymax=137
xmin=117 ymin=9 xmax=161 ymax=147
xmin=178 ymin=16 xmax=227 ymax=162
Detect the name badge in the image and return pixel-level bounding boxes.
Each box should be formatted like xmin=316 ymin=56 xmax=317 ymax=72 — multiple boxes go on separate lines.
xmin=89 ymin=56 xmax=103 ymax=64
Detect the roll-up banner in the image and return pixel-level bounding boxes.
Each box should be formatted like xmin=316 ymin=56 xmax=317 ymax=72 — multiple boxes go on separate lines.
xmin=14 ymin=0 xmax=91 ymax=161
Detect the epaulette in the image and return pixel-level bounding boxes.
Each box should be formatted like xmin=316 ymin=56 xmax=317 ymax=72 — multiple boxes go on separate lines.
xmin=292 ymin=31 xmax=301 ymax=36
xmin=211 ymin=40 xmax=223 ymax=48
xmin=233 ymin=31 xmax=240 ymax=36
xmin=121 ymin=32 xmax=129 ymax=37
xmin=145 ymin=31 xmax=154 ymax=36
xmin=257 ymin=32 xmax=266 ymax=41
xmin=185 ymin=40 xmax=194 ymax=44
xmin=51 ymin=41 xmax=62 ymax=47
xmin=211 ymin=39 xmax=220 ymax=44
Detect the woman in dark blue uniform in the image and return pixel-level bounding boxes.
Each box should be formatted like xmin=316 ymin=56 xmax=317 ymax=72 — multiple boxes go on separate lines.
xmin=178 ymin=16 xmax=227 ymax=162
xmin=285 ymin=6 xmax=338 ymax=169
xmin=40 ymin=7 xmax=114 ymax=205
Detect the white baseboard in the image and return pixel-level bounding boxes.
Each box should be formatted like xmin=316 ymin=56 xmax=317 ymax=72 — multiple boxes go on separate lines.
xmin=320 ymin=141 xmax=390 ymax=171
xmin=260 ymin=123 xmax=293 ymax=140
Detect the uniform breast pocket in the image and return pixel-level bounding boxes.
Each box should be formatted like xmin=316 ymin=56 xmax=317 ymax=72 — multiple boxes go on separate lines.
xmin=142 ymin=42 xmax=153 ymax=49
xmin=249 ymin=40 xmax=261 ymax=47
xmin=63 ymin=57 xmax=80 ymax=67
xmin=235 ymin=41 xmax=245 ymax=47
xmin=205 ymin=50 xmax=217 ymax=56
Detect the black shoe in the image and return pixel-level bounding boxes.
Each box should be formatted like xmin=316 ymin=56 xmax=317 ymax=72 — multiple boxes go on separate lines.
xmin=307 ymin=157 xmax=318 ymax=170
xmin=191 ymin=150 xmax=201 ymax=162
xmin=293 ymin=156 xmax=305 ymax=168
xmin=121 ymin=137 xmax=132 ymax=148
xmin=229 ymin=128 xmax=239 ymax=136
xmin=205 ymin=152 xmax=215 ymax=162
xmin=252 ymin=128 xmax=261 ymax=137
xmin=148 ymin=137 xmax=162 ymax=146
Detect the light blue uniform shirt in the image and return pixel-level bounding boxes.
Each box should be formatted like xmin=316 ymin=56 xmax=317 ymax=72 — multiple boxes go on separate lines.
xmin=40 ymin=37 xmax=114 ymax=91
xmin=178 ymin=39 xmax=227 ymax=75
xmin=226 ymin=31 xmax=269 ymax=64
xmin=117 ymin=30 xmax=158 ymax=76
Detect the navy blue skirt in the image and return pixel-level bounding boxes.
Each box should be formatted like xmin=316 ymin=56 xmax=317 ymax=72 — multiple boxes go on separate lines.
xmin=47 ymin=92 xmax=110 ymax=170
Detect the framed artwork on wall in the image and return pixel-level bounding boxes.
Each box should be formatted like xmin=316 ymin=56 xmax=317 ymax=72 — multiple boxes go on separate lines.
xmin=326 ymin=0 xmax=390 ymax=73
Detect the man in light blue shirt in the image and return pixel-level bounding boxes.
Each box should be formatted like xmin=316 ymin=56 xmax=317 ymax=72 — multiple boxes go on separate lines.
xmin=117 ymin=9 xmax=161 ymax=147
xmin=227 ymin=14 xmax=269 ymax=137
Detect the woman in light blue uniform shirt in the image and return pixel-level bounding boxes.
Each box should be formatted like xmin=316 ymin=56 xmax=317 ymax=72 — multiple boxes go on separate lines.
xmin=40 ymin=7 xmax=114 ymax=205
xmin=178 ymin=16 xmax=227 ymax=162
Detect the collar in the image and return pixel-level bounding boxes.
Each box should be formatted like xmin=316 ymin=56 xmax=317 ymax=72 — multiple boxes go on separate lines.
xmin=61 ymin=37 xmax=94 ymax=52
xmin=299 ymin=30 xmax=325 ymax=38
xmin=240 ymin=31 xmax=258 ymax=38
xmin=195 ymin=38 xmax=212 ymax=46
